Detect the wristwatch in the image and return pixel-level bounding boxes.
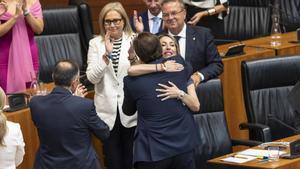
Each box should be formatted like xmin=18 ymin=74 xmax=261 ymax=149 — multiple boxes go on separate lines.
xmin=178 ymin=90 xmax=186 ymax=100
xmin=24 ymin=9 xmax=30 ymax=16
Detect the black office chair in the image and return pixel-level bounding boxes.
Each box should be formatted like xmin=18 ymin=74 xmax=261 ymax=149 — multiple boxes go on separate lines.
xmin=241 ymin=55 xmax=300 ymax=142
xmin=193 ymin=79 xmax=268 ymax=169
xmin=223 ymin=6 xmax=271 ymax=41
xmin=69 ymin=0 xmax=94 ymax=69
xmin=228 ymin=0 xmax=270 ymax=7
xmin=276 ymin=0 xmax=300 ymax=32
xmin=35 ymin=6 xmax=84 ymax=83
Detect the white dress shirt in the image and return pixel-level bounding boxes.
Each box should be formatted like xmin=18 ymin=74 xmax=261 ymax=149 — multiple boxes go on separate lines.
xmin=147 ymin=10 xmax=163 ymax=34
xmin=168 ymin=24 xmax=187 ymax=59
xmin=0 ymin=121 xmax=25 ymax=169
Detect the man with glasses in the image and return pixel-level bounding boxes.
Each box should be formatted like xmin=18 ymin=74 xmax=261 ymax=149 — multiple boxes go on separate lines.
xmin=161 ymin=0 xmax=223 ymax=86
xmin=131 ymin=0 xmax=164 ymax=34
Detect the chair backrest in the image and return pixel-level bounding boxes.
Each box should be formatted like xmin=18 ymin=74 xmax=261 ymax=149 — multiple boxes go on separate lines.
xmin=242 ymin=56 xmax=300 ymax=140
xmin=69 ymin=0 xmax=94 ymax=67
xmin=196 ymin=79 xmax=224 ymax=113
xmin=194 ymin=79 xmax=231 ymax=169
xmin=35 ymin=6 xmax=83 ymax=82
xmin=229 ymin=0 xmax=270 ymax=7
xmin=276 ymin=0 xmax=300 ymax=32
xmin=224 ymin=6 xmax=271 ymax=41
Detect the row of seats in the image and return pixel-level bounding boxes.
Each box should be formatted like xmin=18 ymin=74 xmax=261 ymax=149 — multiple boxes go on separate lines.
xmin=220 ymin=0 xmax=300 ymax=42
xmin=36 ymin=0 xmax=92 ymax=83
xmin=194 ymin=55 xmax=300 ymax=169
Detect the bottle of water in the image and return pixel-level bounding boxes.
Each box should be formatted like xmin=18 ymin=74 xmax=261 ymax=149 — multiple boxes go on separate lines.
xmin=270 ymin=0 xmax=281 ymax=47
xmin=270 ymin=14 xmax=282 ymax=47
xmin=30 ymin=72 xmax=40 ymax=96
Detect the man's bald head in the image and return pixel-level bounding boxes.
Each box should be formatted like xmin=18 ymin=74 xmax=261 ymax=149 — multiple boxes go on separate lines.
xmin=53 ymin=60 xmax=79 ymax=87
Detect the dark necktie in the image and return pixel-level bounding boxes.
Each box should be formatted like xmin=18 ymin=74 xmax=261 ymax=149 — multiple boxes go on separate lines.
xmin=174 ymin=35 xmax=181 ymax=44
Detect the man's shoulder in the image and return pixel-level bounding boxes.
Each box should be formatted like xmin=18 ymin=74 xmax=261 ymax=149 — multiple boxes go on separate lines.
xmin=187 ymin=25 xmax=211 ymax=35
xmin=139 ymin=11 xmax=148 ymax=18
xmin=71 ymin=96 xmax=93 ymax=106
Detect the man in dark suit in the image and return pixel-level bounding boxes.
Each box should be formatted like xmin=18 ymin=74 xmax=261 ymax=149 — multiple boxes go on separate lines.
xmin=131 ymin=0 xmax=164 ymax=34
xmin=29 ymin=60 xmax=110 ymax=169
xmin=161 ymin=0 xmax=223 ymax=86
xmin=123 ymin=33 xmax=199 ymax=169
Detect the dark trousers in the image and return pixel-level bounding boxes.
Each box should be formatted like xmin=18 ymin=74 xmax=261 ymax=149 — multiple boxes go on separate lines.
xmin=103 ymin=111 xmax=135 ymax=169
xmin=135 ymin=150 xmax=195 ymax=169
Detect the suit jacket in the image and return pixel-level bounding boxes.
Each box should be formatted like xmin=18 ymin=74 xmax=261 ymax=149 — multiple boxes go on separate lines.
xmin=86 ymin=33 xmax=137 ymax=130
xmin=122 ymin=55 xmax=199 ymax=164
xmin=0 ymin=121 xmax=25 ymax=169
xmin=29 ymin=87 xmax=110 ymax=169
xmin=131 ymin=11 xmax=164 ymax=34
xmin=165 ymin=25 xmax=223 ymax=81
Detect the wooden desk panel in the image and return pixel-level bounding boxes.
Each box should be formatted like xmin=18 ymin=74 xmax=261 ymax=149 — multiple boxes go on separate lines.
xmin=244 ymin=32 xmax=300 ymax=56
xmin=209 ymin=135 xmax=300 ymax=169
xmin=4 ymin=89 xmax=104 ymax=169
xmin=218 ymin=44 xmax=276 ymax=146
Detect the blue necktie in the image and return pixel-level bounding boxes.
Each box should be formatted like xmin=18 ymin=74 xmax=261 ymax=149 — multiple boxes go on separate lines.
xmin=152 ymin=16 xmax=160 ymax=34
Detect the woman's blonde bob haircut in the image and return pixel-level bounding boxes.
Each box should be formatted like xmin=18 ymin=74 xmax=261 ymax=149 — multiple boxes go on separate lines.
xmin=0 ymin=87 xmax=7 ymax=146
xmin=98 ymin=2 xmax=133 ymax=38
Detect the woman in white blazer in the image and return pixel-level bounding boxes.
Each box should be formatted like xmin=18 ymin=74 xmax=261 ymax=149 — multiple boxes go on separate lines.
xmin=0 ymin=87 xmax=25 ymax=169
xmin=86 ymin=2 xmax=137 ymax=169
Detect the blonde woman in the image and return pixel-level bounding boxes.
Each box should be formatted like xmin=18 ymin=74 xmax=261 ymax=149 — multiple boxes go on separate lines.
xmin=0 ymin=87 xmax=25 ymax=169
xmin=86 ymin=2 xmax=136 ymax=169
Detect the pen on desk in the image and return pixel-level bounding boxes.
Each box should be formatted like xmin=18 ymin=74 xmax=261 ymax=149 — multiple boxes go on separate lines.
xmin=258 ymin=159 xmax=269 ymax=163
xmin=233 ymin=155 xmax=248 ymax=159
xmin=256 ymin=156 xmax=268 ymax=160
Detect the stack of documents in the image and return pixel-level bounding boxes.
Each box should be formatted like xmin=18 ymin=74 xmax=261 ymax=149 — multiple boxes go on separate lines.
xmin=221 ymin=154 xmax=257 ymax=163
xmin=238 ymin=149 xmax=286 ymax=157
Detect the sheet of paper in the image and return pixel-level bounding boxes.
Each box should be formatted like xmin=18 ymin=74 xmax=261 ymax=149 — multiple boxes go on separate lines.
xmin=221 ymin=155 xmax=256 ymax=163
xmin=238 ymin=149 xmax=286 ymax=157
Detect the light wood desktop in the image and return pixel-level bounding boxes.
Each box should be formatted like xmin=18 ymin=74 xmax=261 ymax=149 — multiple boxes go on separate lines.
xmin=209 ymin=134 xmax=300 ymax=169
xmin=244 ymin=31 xmax=300 ymax=56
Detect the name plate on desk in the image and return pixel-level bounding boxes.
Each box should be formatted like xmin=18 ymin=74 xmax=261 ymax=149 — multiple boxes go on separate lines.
xmin=281 ymin=139 xmax=300 ymax=159
xmin=222 ymin=44 xmax=245 ymax=58
xmin=3 ymin=93 xmax=29 ymax=112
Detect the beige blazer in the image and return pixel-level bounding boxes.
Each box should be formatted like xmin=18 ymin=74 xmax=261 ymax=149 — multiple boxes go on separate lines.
xmin=86 ymin=33 xmax=137 ymax=130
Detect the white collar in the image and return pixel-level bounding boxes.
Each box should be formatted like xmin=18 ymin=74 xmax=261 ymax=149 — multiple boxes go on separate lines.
xmin=147 ymin=10 xmax=162 ymax=20
xmin=168 ymin=23 xmax=186 ymax=38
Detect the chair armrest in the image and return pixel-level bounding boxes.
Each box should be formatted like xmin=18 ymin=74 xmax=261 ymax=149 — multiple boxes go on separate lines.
xmin=231 ymin=139 xmax=262 ymax=147
xmin=239 ymin=122 xmax=272 ymax=142
xmin=268 ymin=115 xmax=300 ymax=135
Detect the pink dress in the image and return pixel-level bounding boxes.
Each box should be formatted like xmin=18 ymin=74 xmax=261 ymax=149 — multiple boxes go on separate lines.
xmin=0 ymin=1 xmax=42 ymax=93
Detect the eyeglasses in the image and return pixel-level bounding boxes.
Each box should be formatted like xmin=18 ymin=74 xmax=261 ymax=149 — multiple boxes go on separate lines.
xmin=104 ymin=18 xmax=123 ymax=26
xmin=162 ymin=9 xmax=184 ymax=19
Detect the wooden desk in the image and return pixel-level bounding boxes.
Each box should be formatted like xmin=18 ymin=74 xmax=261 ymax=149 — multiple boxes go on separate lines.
xmin=218 ymin=44 xmax=276 ymax=145
xmin=209 ymin=135 xmax=300 ymax=169
xmin=4 ymin=87 xmax=103 ymax=169
xmin=244 ymin=31 xmax=300 ymax=56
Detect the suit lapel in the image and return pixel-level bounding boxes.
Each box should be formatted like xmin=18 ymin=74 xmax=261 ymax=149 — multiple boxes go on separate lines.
xmin=142 ymin=12 xmax=150 ymax=32
xmin=185 ymin=25 xmax=196 ymax=61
